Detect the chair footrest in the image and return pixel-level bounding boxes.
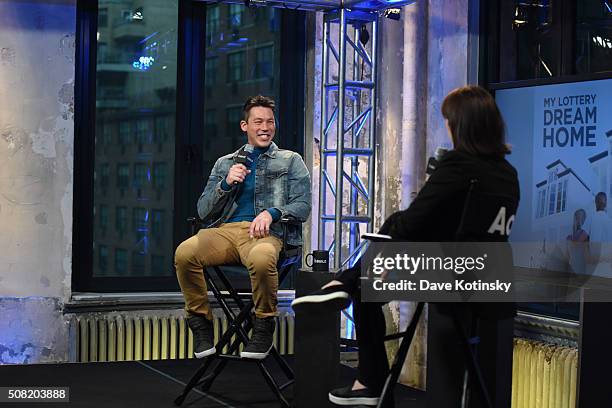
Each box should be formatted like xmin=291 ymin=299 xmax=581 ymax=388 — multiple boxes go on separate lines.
xmin=215 ymin=354 xmax=243 ymax=361
xmin=279 ymin=380 xmax=295 ymax=391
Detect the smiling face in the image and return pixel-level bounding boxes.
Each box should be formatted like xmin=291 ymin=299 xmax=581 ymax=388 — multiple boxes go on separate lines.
xmin=240 ymin=106 xmax=276 ymax=148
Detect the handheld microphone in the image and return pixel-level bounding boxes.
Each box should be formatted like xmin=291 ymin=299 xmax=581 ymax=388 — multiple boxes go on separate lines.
xmin=233 ymin=144 xmax=254 ymax=184
xmin=426 ymin=147 xmax=449 ymax=177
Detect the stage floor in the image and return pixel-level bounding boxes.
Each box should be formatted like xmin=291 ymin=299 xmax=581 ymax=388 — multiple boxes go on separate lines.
xmin=0 ymin=357 xmax=424 ymax=407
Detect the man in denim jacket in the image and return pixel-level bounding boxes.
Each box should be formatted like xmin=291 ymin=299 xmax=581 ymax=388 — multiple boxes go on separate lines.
xmin=175 ymin=95 xmax=311 ymax=360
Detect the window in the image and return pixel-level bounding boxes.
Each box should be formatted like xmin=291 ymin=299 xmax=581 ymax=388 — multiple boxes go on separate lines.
xmin=99 ymin=163 xmax=109 ymax=187
xmin=152 ymin=209 xmax=164 ymax=239
xmin=205 ymin=57 xmax=217 ymax=88
xmin=133 ymin=163 xmax=148 ymax=188
xmin=228 ymin=4 xmax=245 ymax=28
xmin=116 ymin=206 xmax=127 ymax=234
xmin=75 ymin=1 xmax=305 ymax=291
xmin=117 ymin=164 xmax=129 ymax=189
xmin=548 ymin=184 xmax=557 ymax=215
xmin=204 ymin=109 xmax=217 ymax=139
xmin=556 ymin=181 xmax=563 ymax=213
xmin=115 ymin=248 xmax=128 ymax=275
xmin=226 ymin=106 xmax=242 ymax=138
xmin=486 ymin=0 xmax=612 ymax=83
xmin=132 ymin=251 xmax=146 ymax=275
xmin=152 ymin=163 xmax=167 ymax=189
xmin=227 ymin=51 xmax=245 ymax=82
xmin=99 ymin=8 xmax=108 ymax=27
xmin=537 ymin=189 xmax=546 ymax=218
xmin=256 ymin=45 xmax=274 ymax=78
xmin=86 ymin=0 xmax=177 ymax=284
xmin=136 ymin=119 xmax=150 ymax=147
xmin=119 ymin=121 xmax=131 ymax=145
xmin=206 ymin=5 xmax=220 ymax=44
xmin=151 ymin=255 xmax=165 ymax=275
xmin=99 ymin=205 xmax=108 ymax=229
xmin=99 ymin=245 xmax=108 ymax=274
xmin=154 ymin=116 xmax=171 ymax=144
xmin=132 ymin=207 xmax=148 ymax=232
xmin=561 ymin=179 xmax=568 ymax=212
xmin=576 ymin=1 xmax=612 ymax=74
xmin=102 ymin=123 xmax=112 ymax=145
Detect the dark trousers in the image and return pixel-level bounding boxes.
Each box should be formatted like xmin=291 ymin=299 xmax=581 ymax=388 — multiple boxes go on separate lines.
xmin=335 ymin=261 xmax=389 ymax=394
xmin=335 ymin=260 xmax=514 ymax=406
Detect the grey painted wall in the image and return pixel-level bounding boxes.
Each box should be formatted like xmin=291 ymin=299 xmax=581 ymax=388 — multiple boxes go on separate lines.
xmin=0 ymin=0 xmax=75 ymax=364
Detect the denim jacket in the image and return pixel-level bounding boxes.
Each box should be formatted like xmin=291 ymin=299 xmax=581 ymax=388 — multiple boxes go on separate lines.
xmin=197 ymin=142 xmax=311 ymax=246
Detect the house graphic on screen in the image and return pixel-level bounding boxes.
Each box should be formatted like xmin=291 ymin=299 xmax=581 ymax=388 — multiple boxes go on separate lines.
xmin=588 ymin=129 xmax=612 ymax=200
xmin=533 ymin=160 xmax=591 ymax=243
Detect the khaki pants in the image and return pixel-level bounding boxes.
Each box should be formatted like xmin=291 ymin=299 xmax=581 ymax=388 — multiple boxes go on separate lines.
xmin=174 ymin=221 xmax=282 ymax=320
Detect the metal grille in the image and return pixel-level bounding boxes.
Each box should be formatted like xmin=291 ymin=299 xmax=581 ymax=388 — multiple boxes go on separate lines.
xmin=73 ymin=313 xmax=294 ymax=363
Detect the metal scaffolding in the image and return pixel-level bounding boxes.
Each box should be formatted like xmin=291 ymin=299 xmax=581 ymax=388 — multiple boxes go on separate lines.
xmin=317 ymin=9 xmax=379 ymax=270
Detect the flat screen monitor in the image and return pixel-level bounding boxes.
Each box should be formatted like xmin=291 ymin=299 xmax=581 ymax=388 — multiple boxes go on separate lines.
xmin=496 ymin=78 xmax=612 ymax=280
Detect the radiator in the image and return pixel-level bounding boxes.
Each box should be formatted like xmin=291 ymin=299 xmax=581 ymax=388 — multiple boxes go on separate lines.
xmin=511 ymin=338 xmax=578 ymax=408
xmin=74 ymin=314 xmax=294 ymax=363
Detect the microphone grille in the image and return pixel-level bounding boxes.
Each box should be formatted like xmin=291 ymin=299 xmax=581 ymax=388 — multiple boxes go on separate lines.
xmin=434 ymin=147 xmax=448 ymax=161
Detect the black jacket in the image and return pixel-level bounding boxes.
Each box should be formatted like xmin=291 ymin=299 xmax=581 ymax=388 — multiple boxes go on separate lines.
xmin=378 ymin=150 xmax=520 ymax=318
xmin=379 ymin=150 xmax=520 ymax=242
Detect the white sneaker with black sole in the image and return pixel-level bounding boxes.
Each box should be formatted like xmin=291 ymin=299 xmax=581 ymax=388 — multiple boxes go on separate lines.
xmin=187 ymin=315 xmax=216 ymax=358
xmin=291 ymin=284 xmax=351 ymax=313
xmin=328 ymin=385 xmax=380 ymax=406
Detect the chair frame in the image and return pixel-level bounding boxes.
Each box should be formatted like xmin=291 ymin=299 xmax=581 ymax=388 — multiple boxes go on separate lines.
xmin=364 ymin=189 xmax=497 ymax=408
xmin=174 ymin=217 xmax=302 ymax=408
xmin=376 ymin=303 xmax=492 ymax=408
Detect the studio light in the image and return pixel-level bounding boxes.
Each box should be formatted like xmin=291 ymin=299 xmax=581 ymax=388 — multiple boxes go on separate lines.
xmin=382 ymin=8 xmax=401 ymax=21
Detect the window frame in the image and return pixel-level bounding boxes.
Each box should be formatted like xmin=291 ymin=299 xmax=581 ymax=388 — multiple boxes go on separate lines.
xmin=73 ymin=0 xmax=306 ymax=292
xmin=482 ymin=0 xmax=612 ymax=89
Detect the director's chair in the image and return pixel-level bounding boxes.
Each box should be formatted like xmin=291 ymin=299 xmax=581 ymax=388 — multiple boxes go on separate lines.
xmin=369 ymin=176 xmax=519 ymax=408
xmin=174 ymin=217 xmax=302 ymax=408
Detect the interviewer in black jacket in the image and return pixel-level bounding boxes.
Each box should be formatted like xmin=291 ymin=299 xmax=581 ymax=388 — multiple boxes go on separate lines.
xmin=292 ymin=85 xmax=520 ymax=407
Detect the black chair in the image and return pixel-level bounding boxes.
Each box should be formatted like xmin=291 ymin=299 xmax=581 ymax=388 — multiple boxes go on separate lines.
xmin=174 ymin=217 xmax=303 ymax=408
xmin=373 ymin=179 xmax=518 ymax=408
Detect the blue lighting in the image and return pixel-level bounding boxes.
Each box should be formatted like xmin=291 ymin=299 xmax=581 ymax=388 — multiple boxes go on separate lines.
xmin=237 ymin=37 xmax=249 ymax=42
xmin=139 ymin=31 xmax=159 ymax=44
xmin=132 ymin=56 xmax=155 ymax=71
xmin=345 ymin=303 xmax=354 ymax=339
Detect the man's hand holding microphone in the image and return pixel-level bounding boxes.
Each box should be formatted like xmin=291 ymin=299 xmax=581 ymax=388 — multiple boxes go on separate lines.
xmin=225 ymin=145 xmax=273 ymax=239
xmin=225 ymin=163 xmax=251 ymax=185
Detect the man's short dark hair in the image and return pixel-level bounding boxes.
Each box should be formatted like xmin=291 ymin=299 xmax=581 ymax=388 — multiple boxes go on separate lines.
xmin=243 ymin=95 xmax=276 ymax=121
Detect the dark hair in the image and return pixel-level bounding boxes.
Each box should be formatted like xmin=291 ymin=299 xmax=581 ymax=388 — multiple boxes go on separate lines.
xmin=595 ymin=192 xmax=607 ymax=211
xmin=243 ymin=95 xmax=276 ymax=121
xmin=441 ymin=85 xmax=510 ymax=158
xmin=573 ymin=208 xmax=587 ymax=232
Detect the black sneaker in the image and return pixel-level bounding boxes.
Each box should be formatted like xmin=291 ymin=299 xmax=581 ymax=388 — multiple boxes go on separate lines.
xmin=240 ymin=317 xmax=275 ymax=360
xmin=291 ymin=284 xmax=351 ymax=313
xmin=187 ymin=315 xmax=216 ymax=358
xmin=328 ymin=385 xmax=380 ymax=406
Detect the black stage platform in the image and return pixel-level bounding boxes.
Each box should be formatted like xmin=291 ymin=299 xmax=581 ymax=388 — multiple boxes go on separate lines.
xmin=0 ymin=357 xmax=424 ymax=408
